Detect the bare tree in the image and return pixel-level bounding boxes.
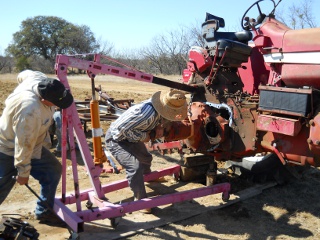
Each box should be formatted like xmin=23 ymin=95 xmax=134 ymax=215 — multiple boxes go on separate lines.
xmin=187 ymin=21 xmax=205 ymax=48
xmin=141 ymin=26 xmax=191 ymax=75
xmin=103 ymin=48 xmax=145 ymax=72
xmin=140 ymin=44 xmax=165 ymax=74
xmin=277 ymin=0 xmax=317 ymax=29
xmin=29 ymin=55 xmax=54 ymax=73
xmin=97 ymin=38 xmax=115 ymax=56
xmin=0 ymin=55 xmax=14 ymax=73
xmin=0 ymin=56 xmax=8 ymax=72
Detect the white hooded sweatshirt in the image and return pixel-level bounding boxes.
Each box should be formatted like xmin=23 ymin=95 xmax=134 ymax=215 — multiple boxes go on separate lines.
xmin=0 ymin=70 xmax=55 ymax=177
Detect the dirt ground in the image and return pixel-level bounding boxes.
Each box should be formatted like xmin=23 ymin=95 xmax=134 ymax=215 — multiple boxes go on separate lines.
xmin=1 ymin=73 xmax=320 ymax=240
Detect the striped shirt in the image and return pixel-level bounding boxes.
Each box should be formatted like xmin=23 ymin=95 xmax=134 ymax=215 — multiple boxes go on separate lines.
xmin=109 ymin=99 xmax=162 ymax=142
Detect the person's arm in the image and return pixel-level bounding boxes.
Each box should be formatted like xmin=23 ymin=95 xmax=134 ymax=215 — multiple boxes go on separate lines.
xmin=143 ymin=124 xmax=165 ymax=142
xmin=111 ymin=104 xmax=161 ymax=142
xmin=13 ymin=104 xmax=42 ymax=183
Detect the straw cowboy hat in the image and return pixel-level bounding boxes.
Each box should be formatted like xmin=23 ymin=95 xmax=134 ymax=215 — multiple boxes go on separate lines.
xmin=151 ymin=89 xmax=188 ymax=121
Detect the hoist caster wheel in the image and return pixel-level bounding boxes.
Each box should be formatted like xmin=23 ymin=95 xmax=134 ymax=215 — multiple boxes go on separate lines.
xmin=68 ymin=232 xmax=80 ymax=240
xmin=110 ymin=217 xmax=121 ymax=229
xmin=172 ymin=173 xmax=180 ymax=182
xmin=85 ymin=201 xmax=93 ymax=209
xmin=222 ymin=191 xmax=230 ymax=202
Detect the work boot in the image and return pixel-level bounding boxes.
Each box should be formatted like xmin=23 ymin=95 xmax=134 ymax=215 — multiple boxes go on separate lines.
xmin=148 ymin=176 xmax=166 ymax=182
xmin=140 ymin=208 xmax=152 ymax=214
xmin=34 ymin=211 xmax=67 ymax=227
xmin=134 ymin=198 xmax=153 ymax=214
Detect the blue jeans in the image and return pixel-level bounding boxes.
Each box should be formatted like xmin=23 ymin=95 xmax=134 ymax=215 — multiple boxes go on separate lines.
xmin=105 ymin=131 xmax=152 ymax=200
xmin=0 ymin=147 xmax=62 ymax=216
xmin=53 ymin=111 xmax=77 ymax=151
xmin=53 ymin=111 xmax=62 ymax=151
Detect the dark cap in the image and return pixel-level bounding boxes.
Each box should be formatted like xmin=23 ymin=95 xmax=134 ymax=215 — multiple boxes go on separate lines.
xmin=37 ymin=78 xmax=74 ymax=109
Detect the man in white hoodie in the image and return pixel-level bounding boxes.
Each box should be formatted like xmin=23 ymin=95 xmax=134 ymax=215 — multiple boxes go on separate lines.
xmin=0 ymin=70 xmax=73 ymax=224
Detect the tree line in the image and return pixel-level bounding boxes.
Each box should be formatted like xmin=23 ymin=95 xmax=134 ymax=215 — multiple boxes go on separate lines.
xmin=0 ymin=0 xmax=317 ymax=75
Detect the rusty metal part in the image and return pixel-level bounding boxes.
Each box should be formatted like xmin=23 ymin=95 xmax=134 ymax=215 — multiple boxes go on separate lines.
xmin=0 ymin=216 xmax=39 ymax=240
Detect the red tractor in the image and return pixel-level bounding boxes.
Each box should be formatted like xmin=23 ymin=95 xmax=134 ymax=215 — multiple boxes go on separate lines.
xmin=164 ymin=0 xmax=320 ymax=180
xmin=51 ymin=0 xmax=320 ymax=230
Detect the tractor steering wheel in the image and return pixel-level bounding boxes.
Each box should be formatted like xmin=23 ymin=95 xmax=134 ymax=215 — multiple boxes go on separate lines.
xmin=241 ymin=0 xmax=275 ymax=30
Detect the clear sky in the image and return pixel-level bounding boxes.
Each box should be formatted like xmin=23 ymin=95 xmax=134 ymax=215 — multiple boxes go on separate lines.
xmin=0 ymin=0 xmax=319 ymax=54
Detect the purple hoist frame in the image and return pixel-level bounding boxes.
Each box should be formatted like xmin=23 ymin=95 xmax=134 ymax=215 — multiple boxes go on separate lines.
xmin=53 ymin=54 xmax=231 ymax=233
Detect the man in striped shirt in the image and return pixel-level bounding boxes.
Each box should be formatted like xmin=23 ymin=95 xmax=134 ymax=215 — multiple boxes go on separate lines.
xmin=105 ymin=89 xmax=187 ymax=213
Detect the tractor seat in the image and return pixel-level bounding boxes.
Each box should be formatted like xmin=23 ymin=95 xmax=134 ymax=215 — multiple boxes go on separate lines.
xmin=201 ymin=14 xmax=253 ymax=67
xmin=202 ymin=16 xmax=253 ymax=44
xmin=213 ymin=31 xmax=253 ymax=44
xmin=209 ymin=39 xmax=252 ymax=67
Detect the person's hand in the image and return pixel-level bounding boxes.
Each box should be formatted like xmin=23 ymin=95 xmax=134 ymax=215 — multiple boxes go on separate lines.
xmin=143 ymin=124 xmax=165 ymax=142
xmin=142 ymin=131 xmax=152 ymax=142
xmin=153 ymin=124 xmax=164 ymax=139
xmin=148 ymin=124 xmax=164 ymax=141
xmin=16 ymin=175 xmax=29 ymax=185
